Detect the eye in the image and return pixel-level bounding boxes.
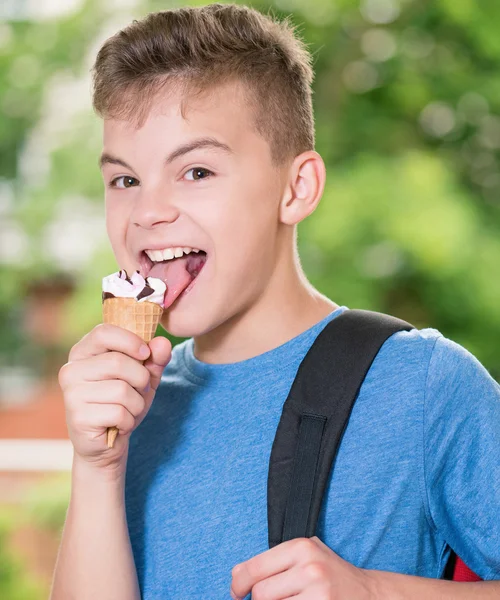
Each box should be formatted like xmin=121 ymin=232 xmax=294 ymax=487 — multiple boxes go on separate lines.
xmin=109 ymin=176 xmax=140 ymax=189
xmin=184 ymin=167 xmax=214 ymax=181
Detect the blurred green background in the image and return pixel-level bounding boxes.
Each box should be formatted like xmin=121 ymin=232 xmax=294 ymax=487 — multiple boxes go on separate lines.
xmin=0 ymin=0 xmax=499 ymax=596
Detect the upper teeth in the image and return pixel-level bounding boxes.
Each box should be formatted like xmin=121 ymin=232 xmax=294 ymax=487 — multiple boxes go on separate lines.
xmin=145 ymin=247 xmax=201 ymax=262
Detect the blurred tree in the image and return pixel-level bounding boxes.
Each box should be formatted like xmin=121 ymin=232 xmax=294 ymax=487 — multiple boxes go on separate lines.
xmin=0 ymin=0 xmax=498 ymax=378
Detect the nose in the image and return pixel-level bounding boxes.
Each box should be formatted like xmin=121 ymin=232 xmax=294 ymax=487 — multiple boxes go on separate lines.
xmin=130 ymin=184 xmax=180 ymax=229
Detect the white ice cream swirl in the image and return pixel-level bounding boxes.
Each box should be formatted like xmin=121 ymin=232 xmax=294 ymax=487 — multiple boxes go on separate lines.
xmin=102 ymin=270 xmax=166 ymax=305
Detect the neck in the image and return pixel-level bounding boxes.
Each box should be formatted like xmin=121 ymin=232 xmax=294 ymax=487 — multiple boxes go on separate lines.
xmin=193 ymin=245 xmax=338 ymax=364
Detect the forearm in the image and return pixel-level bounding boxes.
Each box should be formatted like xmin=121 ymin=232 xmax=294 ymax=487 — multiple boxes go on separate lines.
xmin=370 ymin=569 xmax=500 ymax=600
xmin=50 ymin=455 xmax=140 ymax=600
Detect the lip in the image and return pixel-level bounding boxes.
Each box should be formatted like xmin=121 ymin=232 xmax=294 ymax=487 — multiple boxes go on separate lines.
xmin=138 ymin=251 xmax=152 ymax=278
xmin=138 ymin=243 xmax=206 ymax=256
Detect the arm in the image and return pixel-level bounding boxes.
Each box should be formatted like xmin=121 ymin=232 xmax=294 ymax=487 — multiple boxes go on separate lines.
xmin=423 ymin=337 xmax=500 ymax=581
xmin=50 ymin=456 xmax=140 ymax=600
xmin=372 ymin=338 xmax=500 ymax=597
xmin=49 ymin=326 xmax=172 ymax=600
xmin=229 ymin=537 xmax=500 ymax=600
xmin=370 ymin=571 xmax=500 ymax=600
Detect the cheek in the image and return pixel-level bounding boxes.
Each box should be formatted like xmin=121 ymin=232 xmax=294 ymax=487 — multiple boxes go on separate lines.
xmin=216 ymin=185 xmax=278 ymax=237
xmin=215 ymin=219 xmax=275 ymax=286
xmin=212 ymin=186 xmax=278 ymax=266
xmin=105 ymin=200 xmax=130 ymax=258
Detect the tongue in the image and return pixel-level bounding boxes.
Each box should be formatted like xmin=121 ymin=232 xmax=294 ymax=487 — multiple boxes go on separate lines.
xmin=149 ymin=256 xmax=193 ymax=309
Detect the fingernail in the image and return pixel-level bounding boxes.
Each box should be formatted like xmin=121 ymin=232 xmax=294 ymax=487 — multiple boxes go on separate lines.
xmin=140 ymin=345 xmax=150 ymax=359
xmin=143 ymin=383 xmax=150 ymax=393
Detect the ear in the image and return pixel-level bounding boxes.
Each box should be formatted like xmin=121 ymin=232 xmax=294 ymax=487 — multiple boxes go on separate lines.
xmin=279 ymin=151 xmax=326 ymax=226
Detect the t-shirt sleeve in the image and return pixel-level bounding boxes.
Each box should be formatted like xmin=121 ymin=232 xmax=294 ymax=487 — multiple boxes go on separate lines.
xmin=423 ymin=335 xmax=500 ymax=580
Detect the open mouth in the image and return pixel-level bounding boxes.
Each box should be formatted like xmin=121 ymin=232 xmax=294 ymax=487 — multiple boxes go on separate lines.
xmin=140 ymin=249 xmax=208 ymax=309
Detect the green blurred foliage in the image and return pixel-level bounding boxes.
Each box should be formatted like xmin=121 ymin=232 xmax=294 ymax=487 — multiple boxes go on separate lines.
xmin=0 ymin=0 xmax=499 ymax=380
xmin=24 ymin=473 xmax=71 ymax=533
xmin=1 ymin=0 xmax=500 ymax=595
xmin=0 ymin=475 xmax=70 ymax=598
xmin=0 ymin=509 xmax=46 ymax=600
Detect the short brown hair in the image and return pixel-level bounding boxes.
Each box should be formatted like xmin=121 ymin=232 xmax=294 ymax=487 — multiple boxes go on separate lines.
xmin=91 ymin=3 xmax=315 ymax=166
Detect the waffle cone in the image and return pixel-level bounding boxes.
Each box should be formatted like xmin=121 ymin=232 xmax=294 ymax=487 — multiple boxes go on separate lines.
xmin=102 ymin=297 xmax=163 ymax=448
xmin=102 ymin=297 xmax=163 ymax=342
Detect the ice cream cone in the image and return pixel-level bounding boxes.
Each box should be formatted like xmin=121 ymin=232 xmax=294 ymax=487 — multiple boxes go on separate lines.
xmin=102 ymin=297 xmax=163 ymax=343
xmin=102 ymin=297 xmax=163 ymax=448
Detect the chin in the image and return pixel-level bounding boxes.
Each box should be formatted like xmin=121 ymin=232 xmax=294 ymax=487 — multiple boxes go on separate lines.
xmin=159 ymin=293 xmax=246 ymax=342
xmin=160 ymin=314 xmax=207 ymax=339
xmin=158 ymin=270 xmax=254 ymax=341
xmin=159 ymin=302 xmax=220 ymax=340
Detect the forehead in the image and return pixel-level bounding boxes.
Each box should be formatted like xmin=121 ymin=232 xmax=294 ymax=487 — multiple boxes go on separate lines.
xmin=102 ymin=80 xmax=265 ymax=157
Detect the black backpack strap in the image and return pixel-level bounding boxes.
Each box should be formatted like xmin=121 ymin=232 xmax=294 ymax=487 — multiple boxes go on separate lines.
xmin=267 ymin=309 xmax=414 ymax=548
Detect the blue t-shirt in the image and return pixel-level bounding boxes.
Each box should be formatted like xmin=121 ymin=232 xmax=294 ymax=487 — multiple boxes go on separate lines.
xmin=125 ymin=306 xmax=500 ymax=598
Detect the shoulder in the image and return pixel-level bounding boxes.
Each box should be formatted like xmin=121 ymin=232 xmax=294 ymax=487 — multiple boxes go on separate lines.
xmin=374 ymin=322 xmax=500 ymax=436
xmin=425 ymin=334 xmax=498 ymax=390
xmin=362 ymin=321 xmax=499 ymax=410
xmin=363 ymin=326 xmax=442 ymax=389
xmin=379 ymin=325 xmax=442 ymax=360
xmin=374 ymin=322 xmax=497 ymax=386
xmin=423 ymin=334 xmax=500 ymax=422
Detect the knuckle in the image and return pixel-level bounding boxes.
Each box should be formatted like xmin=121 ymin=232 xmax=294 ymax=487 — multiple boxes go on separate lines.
xmin=139 ymin=368 xmax=150 ymax=390
xmin=68 ymin=337 xmax=85 ymax=361
xmin=112 ymin=404 xmax=128 ymax=425
xmin=294 ymin=537 xmax=316 ymax=558
xmin=231 ymin=564 xmax=242 ymax=579
xmin=126 ymin=391 xmax=145 ymax=418
xmin=92 ymin=323 xmax=109 ymax=346
xmin=121 ymin=408 xmax=136 ymax=434
xmin=93 ymin=323 xmax=107 ymax=337
xmin=303 ymin=561 xmax=328 ymax=581
xmin=58 ymin=362 xmax=72 ymax=388
xmin=110 ymin=379 xmax=130 ymax=402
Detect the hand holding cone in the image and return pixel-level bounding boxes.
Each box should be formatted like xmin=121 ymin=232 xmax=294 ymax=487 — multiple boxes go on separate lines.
xmin=102 ymin=270 xmax=166 ymax=448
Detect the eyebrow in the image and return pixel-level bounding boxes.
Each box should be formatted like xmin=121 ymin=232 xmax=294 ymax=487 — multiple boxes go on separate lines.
xmin=98 ymin=136 xmax=234 ymax=170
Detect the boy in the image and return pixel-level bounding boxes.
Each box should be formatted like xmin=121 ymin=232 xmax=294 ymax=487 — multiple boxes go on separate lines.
xmin=51 ymin=4 xmax=500 ymax=599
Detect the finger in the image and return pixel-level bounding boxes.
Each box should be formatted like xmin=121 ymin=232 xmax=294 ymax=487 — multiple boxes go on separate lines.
xmin=231 ymin=538 xmax=304 ymax=598
xmin=66 ymin=380 xmax=146 ymax=418
xmin=69 ymin=401 xmax=136 ymax=437
xmin=290 ymin=584 xmax=334 ymax=599
xmin=69 ymin=324 xmax=150 ymax=362
xmin=233 ymin=565 xmax=304 ymax=600
xmin=61 ymin=352 xmax=150 ymax=393
xmin=310 ymin=536 xmax=330 ymax=551
xmin=143 ymin=336 xmax=172 ymax=393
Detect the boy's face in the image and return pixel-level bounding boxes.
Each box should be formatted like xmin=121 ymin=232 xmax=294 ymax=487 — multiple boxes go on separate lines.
xmin=101 ymin=80 xmax=289 ymax=338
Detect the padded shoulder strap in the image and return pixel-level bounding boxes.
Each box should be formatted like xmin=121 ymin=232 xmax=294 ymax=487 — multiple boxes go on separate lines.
xmin=267 ymin=309 xmax=414 ymax=548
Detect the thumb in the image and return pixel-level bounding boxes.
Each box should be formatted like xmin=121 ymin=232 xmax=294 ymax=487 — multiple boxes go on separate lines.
xmin=143 ymin=335 xmax=172 ymax=394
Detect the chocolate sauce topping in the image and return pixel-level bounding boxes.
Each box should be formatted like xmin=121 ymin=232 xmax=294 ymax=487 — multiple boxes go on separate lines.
xmin=119 ymin=269 xmax=133 ymax=284
xmin=103 ymin=271 xmax=160 ymax=303
xmin=136 ymin=278 xmax=155 ymax=301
